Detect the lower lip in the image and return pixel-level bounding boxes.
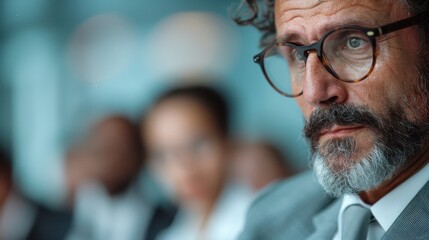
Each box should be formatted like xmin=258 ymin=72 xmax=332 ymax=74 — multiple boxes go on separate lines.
xmin=320 ymin=126 xmax=364 ymax=139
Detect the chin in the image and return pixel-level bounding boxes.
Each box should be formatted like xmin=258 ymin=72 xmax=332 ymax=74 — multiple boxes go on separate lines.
xmin=318 ymin=136 xmax=367 ymax=170
xmin=312 ymin=138 xmax=406 ymax=198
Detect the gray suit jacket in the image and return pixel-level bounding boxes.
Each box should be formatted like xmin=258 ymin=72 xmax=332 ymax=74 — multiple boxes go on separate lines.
xmin=238 ymin=171 xmax=429 ymax=240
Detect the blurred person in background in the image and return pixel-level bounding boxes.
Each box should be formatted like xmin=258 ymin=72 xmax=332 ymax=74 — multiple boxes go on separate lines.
xmin=66 ymin=115 xmax=176 ymax=240
xmin=0 ymin=147 xmax=72 ymax=240
xmin=65 ymin=143 xmax=94 ymax=203
xmin=230 ymin=140 xmax=295 ymax=193
xmin=143 ymin=85 xmax=254 ymax=240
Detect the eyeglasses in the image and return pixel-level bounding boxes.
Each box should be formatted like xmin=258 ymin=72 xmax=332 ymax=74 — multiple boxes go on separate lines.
xmin=253 ymin=11 xmax=429 ymax=98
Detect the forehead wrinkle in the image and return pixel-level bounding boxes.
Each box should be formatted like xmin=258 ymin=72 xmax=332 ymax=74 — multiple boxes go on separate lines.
xmin=276 ymin=0 xmax=327 ymax=13
xmin=275 ymin=0 xmax=397 ymax=43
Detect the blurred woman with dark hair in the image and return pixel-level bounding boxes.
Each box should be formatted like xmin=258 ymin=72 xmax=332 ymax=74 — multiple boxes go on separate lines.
xmin=142 ymin=84 xmax=253 ymax=240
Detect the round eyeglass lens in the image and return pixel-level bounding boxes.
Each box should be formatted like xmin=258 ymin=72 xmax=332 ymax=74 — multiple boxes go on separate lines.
xmin=322 ymin=28 xmax=375 ymax=82
xmin=262 ymin=45 xmax=305 ymax=97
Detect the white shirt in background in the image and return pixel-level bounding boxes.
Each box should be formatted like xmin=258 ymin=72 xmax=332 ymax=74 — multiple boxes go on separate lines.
xmin=67 ymin=181 xmax=153 ymax=240
xmin=158 ymin=183 xmax=254 ymax=240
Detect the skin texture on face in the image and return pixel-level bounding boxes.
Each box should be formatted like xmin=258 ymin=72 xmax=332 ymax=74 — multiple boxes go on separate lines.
xmin=275 ymin=0 xmax=422 ymax=118
xmin=275 ymin=0 xmax=428 ymax=202
xmin=144 ymin=97 xmax=227 ymax=211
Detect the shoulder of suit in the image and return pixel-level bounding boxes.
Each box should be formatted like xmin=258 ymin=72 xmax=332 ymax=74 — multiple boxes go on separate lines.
xmin=245 ymin=170 xmax=334 ymax=223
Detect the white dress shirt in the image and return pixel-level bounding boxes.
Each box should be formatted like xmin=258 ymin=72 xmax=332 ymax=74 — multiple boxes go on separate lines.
xmin=333 ymin=163 xmax=429 ymax=240
xmin=67 ymin=181 xmax=153 ymax=240
xmin=158 ymin=183 xmax=254 ymax=240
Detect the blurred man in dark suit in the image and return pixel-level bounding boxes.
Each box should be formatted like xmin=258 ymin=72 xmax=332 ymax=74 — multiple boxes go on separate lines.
xmin=0 ymin=147 xmax=72 ymax=240
xmin=66 ymin=115 xmax=176 ymax=240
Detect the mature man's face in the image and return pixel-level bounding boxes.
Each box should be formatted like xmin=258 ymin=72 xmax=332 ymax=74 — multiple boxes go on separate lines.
xmin=275 ymin=0 xmax=429 ymax=196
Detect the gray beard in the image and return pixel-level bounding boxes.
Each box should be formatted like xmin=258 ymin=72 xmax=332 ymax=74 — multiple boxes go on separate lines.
xmin=311 ymin=137 xmax=407 ymax=198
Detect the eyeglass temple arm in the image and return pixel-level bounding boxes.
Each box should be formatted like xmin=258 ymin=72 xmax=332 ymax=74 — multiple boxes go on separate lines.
xmin=373 ymin=11 xmax=429 ymax=37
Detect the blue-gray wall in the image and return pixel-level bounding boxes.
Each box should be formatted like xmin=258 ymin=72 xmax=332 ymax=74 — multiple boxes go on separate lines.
xmin=1 ymin=0 xmax=309 ymax=205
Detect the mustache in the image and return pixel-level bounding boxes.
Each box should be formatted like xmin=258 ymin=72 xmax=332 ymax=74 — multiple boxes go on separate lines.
xmin=304 ymin=104 xmax=383 ymax=144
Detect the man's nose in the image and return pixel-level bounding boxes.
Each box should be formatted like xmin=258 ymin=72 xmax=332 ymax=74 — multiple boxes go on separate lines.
xmin=302 ymin=53 xmax=348 ymax=107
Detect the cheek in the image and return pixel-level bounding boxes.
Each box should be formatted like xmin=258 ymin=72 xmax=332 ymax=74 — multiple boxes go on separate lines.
xmin=347 ymin=48 xmax=421 ymax=117
xmin=372 ymin=34 xmax=420 ymax=101
xmin=200 ymin=154 xmax=225 ymax=183
xmin=296 ymin=98 xmax=313 ymax=119
xmin=192 ymin=149 xmax=227 ymax=190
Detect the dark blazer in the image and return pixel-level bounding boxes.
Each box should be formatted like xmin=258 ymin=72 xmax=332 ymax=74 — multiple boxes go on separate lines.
xmin=144 ymin=204 xmax=177 ymax=240
xmin=26 ymin=204 xmax=176 ymax=240
xmin=26 ymin=205 xmax=73 ymax=240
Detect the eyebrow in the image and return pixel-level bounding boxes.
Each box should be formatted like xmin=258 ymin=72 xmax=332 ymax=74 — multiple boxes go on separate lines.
xmin=275 ymin=17 xmax=384 ymax=45
xmin=276 ymin=33 xmax=301 ymax=45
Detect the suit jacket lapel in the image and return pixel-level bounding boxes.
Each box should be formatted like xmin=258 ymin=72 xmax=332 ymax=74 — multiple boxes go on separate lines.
xmin=307 ymin=198 xmax=342 ymax=240
xmin=381 ymin=181 xmax=429 ymax=240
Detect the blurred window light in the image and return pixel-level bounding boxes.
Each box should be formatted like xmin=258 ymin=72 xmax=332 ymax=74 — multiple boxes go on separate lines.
xmin=146 ymin=11 xmax=238 ymax=82
xmin=3 ymin=28 xmax=66 ymax=206
xmin=67 ymin=14 xmax=138 ymax=84
xmin=2 ymin=0 xmax=49 ymax=28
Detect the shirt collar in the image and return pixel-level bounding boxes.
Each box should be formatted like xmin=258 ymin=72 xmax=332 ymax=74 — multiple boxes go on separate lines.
xmin=371 ymin=162 xmax=429 ymax=231
xmin=338 ymin=162 xmax=429 ymax=232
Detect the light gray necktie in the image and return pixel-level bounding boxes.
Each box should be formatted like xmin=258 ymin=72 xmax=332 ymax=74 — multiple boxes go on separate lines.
xmin=342 ymin=204 xmax=372 ymax=240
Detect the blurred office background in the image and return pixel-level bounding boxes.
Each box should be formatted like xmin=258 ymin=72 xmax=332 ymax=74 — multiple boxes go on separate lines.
xmin=0 ymin=0 xmax=307 ymax=208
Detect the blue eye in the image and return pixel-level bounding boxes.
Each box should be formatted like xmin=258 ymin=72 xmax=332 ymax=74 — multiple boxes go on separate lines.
xmin=347 ymin=37 xmax=364 ymax=49
xmin=294 ymin=50 xmax=305 ymax=62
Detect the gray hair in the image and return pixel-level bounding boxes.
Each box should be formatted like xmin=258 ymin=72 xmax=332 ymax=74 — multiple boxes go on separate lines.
xmin=233 ymin=0 xmax=429 ymax=50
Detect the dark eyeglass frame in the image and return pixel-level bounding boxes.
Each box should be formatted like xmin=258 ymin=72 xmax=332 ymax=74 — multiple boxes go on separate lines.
xmin=254 ymin=11 xmax=429 ymax=98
